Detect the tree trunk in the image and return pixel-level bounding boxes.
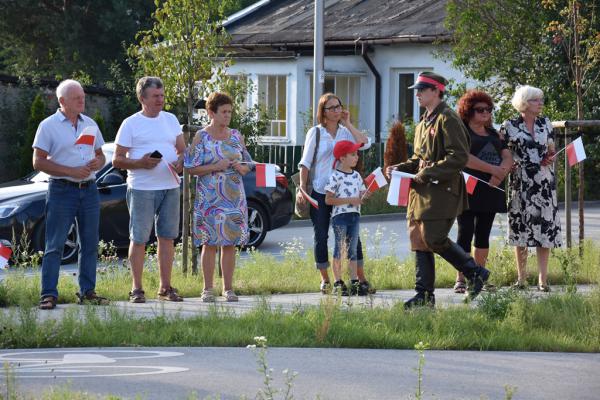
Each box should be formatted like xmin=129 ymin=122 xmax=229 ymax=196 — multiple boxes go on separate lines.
xmin=182 ymin=89 xmax=193 ymax=275
xmin=573 ymin=1 xmax=585 ymax=256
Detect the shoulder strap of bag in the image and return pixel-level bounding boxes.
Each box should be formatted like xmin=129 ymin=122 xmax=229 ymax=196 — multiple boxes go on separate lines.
xmin=307 ymin=126 xmax=320 ymax=182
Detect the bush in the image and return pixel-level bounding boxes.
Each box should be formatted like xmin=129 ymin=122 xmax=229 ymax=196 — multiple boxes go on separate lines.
xmin=19 ymin=94 xmax=48 ymax=176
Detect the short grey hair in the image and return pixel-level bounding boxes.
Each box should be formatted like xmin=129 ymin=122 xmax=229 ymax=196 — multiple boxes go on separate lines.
xmin=56 ymin=79 xmax=83 ymax=100
xmin=136 ymin=76 xmax=164 ymax=101
xmin=511 ymin=85 xmax=544 ymax=113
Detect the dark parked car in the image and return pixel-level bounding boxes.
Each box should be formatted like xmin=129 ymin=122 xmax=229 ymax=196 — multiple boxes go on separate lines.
xmin=0 ymin=143 xmax=293 ymax=264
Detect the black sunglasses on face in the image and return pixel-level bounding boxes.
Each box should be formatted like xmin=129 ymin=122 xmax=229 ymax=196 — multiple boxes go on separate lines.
xmin=324 ymin=104 xmax=343 ymax=112
xmin=473 ymin=106 xmax=493 ymax=113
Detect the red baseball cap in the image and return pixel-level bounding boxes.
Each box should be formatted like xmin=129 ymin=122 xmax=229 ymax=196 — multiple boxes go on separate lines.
xmin=333 ymin=140 xmax=363 ymax=160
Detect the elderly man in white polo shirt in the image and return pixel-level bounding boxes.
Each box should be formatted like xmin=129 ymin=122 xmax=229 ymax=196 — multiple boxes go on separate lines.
xmin=113 ymin=76 xmax=185 ymax=303
xmin=32 ymin=79 xmax=109 ymax=310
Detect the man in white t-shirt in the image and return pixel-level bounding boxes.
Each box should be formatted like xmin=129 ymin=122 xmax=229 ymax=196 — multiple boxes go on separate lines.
xmin=113 ymin=76 xmax=186 ymax=303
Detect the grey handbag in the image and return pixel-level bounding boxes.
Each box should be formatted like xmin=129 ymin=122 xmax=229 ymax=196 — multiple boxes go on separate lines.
xmin=291 ymin=127 xmax=320 ymax=218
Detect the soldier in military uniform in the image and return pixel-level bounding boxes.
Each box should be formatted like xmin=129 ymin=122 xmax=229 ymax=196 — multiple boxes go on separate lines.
xmin=386 ymin=72 xmax=490 ymax=308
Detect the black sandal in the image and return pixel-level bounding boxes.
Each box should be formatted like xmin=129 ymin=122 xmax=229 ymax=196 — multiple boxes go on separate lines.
xmin=39 ymin=296 xmax=57 ymax=310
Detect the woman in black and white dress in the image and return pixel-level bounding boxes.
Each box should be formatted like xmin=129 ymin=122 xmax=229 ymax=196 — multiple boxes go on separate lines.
xmin=500 ymin=85 xmax=561 ymax=292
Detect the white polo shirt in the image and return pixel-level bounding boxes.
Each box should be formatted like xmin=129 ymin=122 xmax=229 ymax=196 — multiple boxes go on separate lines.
xmin=32 ymin=109 xmax=105 ymax=182
xmin=115 ymin=111 xmax=182 ymax=190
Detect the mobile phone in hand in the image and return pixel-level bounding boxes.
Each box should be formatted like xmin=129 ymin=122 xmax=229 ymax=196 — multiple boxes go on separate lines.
xmin=150 ymin=150 xmax=163 ymax=159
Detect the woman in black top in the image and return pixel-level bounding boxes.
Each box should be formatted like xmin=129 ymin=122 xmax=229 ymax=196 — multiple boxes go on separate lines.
xmin=454 ymin=90 xmax=513 ymax=293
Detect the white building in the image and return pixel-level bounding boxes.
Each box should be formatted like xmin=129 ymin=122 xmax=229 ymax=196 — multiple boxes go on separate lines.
xmin=224 ymin=0 xmax=467 ymax=146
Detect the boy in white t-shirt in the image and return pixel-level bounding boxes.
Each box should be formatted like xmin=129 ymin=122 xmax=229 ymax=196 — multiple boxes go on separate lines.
xmin=324 ymin=140 xmax=370 ymax=296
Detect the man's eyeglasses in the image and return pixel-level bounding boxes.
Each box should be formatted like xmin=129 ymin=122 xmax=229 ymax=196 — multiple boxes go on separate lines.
xmin=324 ymin=105 xmax=342 ymax=112
xmin=527 ymin=98 xmax=544 ymax=104
xmin=473 ymin=106 xmax=493 ymax=114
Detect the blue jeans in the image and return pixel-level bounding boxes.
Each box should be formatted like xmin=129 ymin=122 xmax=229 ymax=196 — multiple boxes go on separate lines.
xmin=309 ymin=191 xmax=364 ymax=269
xmin=332 ymin=212 xmax=360 ymax=261
xmin=40 ymin=179 xmax=100 ymax=299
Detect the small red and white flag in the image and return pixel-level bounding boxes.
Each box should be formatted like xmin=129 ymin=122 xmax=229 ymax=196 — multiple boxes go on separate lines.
xmin=0 ymin=243 xmax=12 ymax=269
xmin=299 ymin=187 xmax=319 ymax=209
xmin=165 ymin=160 xmax=181 ymax=185
xmin=566 ymin=137 xmax=587 ymax=167
xmin=255 ymin=163 xmax=277 ymax=187
xmin=75 ymin=126 xmax=96 ymax=146
xmin=387 ymin=171 xmax=412 ymax=207
xmin=462 ymin=172 xmax=478 ymax=195
xmin=364 ymin=167 xmax=388 ymax=193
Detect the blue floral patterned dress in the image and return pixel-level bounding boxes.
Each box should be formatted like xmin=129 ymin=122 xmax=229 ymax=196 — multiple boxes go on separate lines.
xmin=184 ymin=129 xmax=252 ymax=246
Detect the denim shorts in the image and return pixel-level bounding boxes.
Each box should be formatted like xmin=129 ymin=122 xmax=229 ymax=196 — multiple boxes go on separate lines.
xmin=331 ymin=212 xmax=360 ymax=261
xmin=126 ymin=187 xmax=180 ymax=244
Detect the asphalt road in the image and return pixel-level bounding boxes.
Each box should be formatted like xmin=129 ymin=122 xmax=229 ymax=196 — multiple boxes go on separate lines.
xmin=4 ymin=347 xmax=599 ymax=400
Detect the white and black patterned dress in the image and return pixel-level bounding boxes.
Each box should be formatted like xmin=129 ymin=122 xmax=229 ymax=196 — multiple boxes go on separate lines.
xmin=500 ymin=116 xmax=561 ymax=248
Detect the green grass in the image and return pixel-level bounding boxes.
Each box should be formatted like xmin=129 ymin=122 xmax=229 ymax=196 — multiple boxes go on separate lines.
xmin=0 ymin=239 xmax=599 ymax=306
xmin=1 ymin=290 xmax=599 ymax=351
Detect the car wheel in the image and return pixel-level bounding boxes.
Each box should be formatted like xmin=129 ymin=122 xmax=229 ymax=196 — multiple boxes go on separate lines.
xmin=33 ymin=220 xmax=80 ymax=265
xmin=245 ymin=202 xmax=268 ymax=249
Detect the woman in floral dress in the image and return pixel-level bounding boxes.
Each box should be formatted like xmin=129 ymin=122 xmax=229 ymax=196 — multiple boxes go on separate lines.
xmin=500 ymin=85 xmax=561 ymax=292
xmin=184 ymin=92 xmax=252 ymax=302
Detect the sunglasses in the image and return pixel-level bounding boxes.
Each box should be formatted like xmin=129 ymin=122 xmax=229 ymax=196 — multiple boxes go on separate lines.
xmin=324 ymin=104 xmax=343 ymax=112
xmin=473 ymin=106 xmax=493 ymax=114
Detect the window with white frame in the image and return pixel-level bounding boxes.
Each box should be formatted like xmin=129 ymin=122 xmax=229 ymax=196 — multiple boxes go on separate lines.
xmin=309 ymin=74 xmax=361 ymax=127
xmin=258 ymin=75 xmax=287 ymax=137
xmin=396 ymin=72 xmax=425 ymax=123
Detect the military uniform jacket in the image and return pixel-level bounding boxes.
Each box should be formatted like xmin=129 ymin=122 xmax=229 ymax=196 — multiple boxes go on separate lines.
xmin=396 ymin=102 xmax=469 ymax=220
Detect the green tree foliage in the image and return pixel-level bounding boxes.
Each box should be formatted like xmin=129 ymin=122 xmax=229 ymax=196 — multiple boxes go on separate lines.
xmin=92 ymin=109 xmax=107 ymax=141
xmin=444 ymin=0 xmax=600 ymax=122
xmin=20 ymin=94 xmax=47 ymax=176
xmin=130 ymin=0 xmax=232 ymax=123
xmin=0 ymin=0 xmax=155 ymax=85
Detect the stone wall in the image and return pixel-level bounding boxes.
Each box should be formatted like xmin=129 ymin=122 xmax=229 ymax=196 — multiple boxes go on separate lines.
xmin=0 ymin=77 xmax=120 ymax=183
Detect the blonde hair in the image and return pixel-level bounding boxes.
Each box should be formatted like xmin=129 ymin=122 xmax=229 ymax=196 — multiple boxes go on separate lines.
xmin=316 ymin=93 xmax=342 ymax=125
xmin=511 ymin=85 xmax=544 ymax=113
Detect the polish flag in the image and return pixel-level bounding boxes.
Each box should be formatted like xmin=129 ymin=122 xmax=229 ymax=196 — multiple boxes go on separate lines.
xmin=364 ymin=167 xmax=388 ymax=193
xmin=387 ymin=170 xmax=412 ymax=207
xmin=165 ymin=160 xmax=181 ymax=185
xmin=255 ymin=163 xmax=277 ymax=187
xmin=462 ymin=172 xmax=478 ymax=195
xmin=299 ymin=187 xmax=319 ymax=209
xmin=75 ymin=126 xmax=96 ymax=146
xmin=0 ymin=243 xmax=12 ymax=269
xmin=566 ymin=137 xmax=587 ymax=167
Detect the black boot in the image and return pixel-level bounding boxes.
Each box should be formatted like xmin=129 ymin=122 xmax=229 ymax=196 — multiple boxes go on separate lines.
xmin=404 ymin=251 xmax=436 ymax=309
xmin=438 ymin=242 xmax=490 ymax=300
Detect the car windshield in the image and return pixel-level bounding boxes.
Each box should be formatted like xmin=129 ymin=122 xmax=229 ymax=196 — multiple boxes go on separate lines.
xmin=29 ymin=149 xmax=114 ymax=183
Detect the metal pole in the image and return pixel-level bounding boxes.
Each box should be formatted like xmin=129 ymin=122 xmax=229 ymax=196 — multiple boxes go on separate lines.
xmin=312 ymin=0 xmax=324 ymax=125
xmin=564 ymin=128 xmax=572 ymax=248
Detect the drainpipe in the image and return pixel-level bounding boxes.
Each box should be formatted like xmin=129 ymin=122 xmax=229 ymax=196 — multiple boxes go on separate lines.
xmin=360 ymin=42 xmax=381 ymax=143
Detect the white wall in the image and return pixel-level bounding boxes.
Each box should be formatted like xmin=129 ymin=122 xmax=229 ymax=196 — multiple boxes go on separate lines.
xmin=371 ymin=43 xmax=469 ymax=139
xmin=229 ymin=43 xmax=470 ymax=145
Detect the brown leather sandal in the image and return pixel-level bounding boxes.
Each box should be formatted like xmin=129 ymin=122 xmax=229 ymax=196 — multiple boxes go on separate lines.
xmin=129 ymin=288 xmax=146 ymax=303
xmin=76 ymin=291 xmax=110 ymax=305
xmin=39 ymin=296 xmax=57 ymax=310
xmin=157 ymin=286 xmax=183 ymax=302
